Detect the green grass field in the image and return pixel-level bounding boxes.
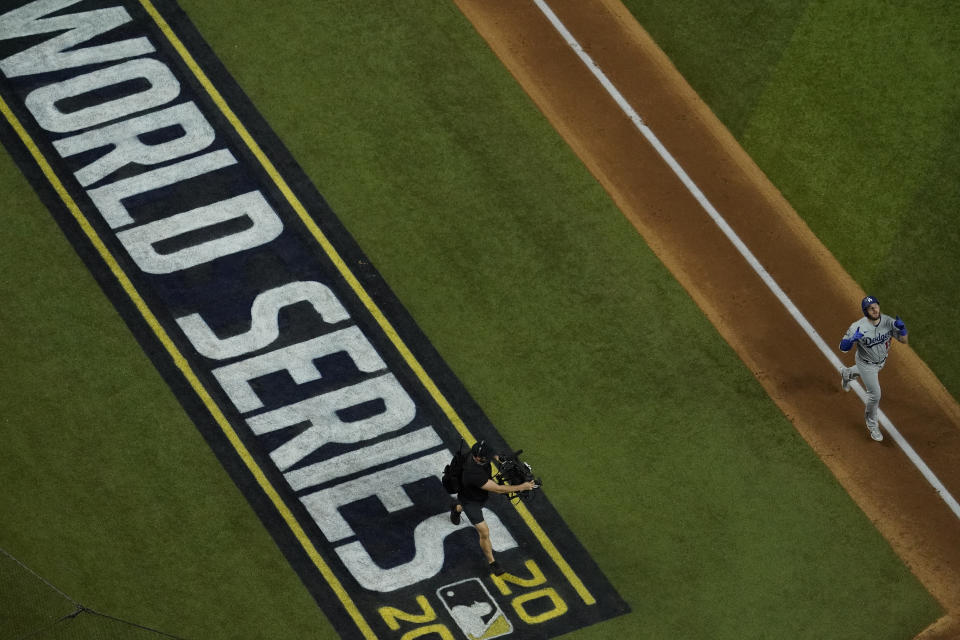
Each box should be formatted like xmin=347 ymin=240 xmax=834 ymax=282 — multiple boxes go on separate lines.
xmin=625 ymin=0 xmax=960 ymax=398
xmin=1 ymin=1 xmax=954 ymax=638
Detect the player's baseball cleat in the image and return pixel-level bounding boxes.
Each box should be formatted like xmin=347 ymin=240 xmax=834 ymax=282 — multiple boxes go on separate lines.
xmin=867 ymin=425 xmax=883 ymax=442
xmin=489 ymin=560 xmax=505 ymax=576
xmin=841 ymin=370 xmax=852 ymax=392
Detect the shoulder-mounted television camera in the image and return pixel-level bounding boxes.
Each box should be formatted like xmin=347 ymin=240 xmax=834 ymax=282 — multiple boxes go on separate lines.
xmin=494 ymin=449 xmax=542 ymax=503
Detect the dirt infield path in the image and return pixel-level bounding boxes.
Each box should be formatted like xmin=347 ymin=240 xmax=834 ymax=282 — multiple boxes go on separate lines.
xmin=454 ymin=1 xmax=960 ymax=636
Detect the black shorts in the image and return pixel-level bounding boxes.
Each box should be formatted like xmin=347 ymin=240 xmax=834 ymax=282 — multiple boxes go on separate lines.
xmin=459 ymin=500 xmax=486 ymax=525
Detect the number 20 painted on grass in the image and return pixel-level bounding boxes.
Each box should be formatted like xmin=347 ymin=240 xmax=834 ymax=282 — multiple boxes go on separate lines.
xmin=380 ymin=560 xmax=568 ymax=638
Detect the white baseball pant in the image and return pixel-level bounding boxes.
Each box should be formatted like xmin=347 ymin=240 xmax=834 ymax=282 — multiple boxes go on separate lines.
xmin=842 ymin=359 xmax=884 ymax=429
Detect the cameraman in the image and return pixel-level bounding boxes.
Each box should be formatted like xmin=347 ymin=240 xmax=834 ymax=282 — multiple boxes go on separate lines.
xmin=450 ymin=440 xmax=536 ymax=575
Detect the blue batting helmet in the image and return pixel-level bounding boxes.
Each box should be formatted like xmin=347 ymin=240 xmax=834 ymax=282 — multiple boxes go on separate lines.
xmin=861 ymin=295 xmax=879 ymax=316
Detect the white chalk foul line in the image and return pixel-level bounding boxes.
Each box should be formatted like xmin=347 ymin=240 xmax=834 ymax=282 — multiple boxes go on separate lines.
xmin=533 ymin=0 xmax=960 ymax=520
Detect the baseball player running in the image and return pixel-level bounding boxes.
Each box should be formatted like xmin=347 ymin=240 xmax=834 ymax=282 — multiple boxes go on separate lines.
xmin=838 ymin=295 xmax=909 ymax=441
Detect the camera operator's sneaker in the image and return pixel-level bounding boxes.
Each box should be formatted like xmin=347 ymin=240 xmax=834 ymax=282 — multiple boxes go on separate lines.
xmin=867 ymin=424 xmax=883 ymax=442
xmin=841 ymin=369 xmax=852 ymax=392
xmin=489 ymin=561 xmax=505 ymax=576
xmin=449 ymin=503 xmax=461 ymax=525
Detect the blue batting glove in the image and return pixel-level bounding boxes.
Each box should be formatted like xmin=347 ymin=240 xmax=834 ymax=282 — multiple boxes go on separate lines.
xmin=894 ymin=316 xmax=907 ymax=336
xmin=840 ymin=327 xmax=864 ymax=351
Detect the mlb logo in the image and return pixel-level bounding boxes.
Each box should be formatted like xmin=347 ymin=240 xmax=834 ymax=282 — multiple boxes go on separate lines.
xmin=437 ymin=578 xmax=513 ymax=639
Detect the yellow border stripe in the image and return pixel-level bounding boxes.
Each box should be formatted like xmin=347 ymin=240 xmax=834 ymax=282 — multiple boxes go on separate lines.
xmin=0 ymin=95 xmax=377 ymax=640
xmin=138 ymin=0 xmax=595 ymax=608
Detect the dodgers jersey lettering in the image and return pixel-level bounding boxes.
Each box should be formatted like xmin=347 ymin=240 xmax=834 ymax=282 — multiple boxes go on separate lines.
xmin=844 ymin=314 xmax=898 ymax=365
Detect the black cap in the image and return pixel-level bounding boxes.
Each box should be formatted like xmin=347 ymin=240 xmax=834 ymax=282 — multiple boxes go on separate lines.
xmin=471 ymin=440 xmax=493 ymax=460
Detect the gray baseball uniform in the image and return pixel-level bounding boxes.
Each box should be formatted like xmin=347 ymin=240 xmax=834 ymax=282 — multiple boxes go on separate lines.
xmin=840 ymin=314 xmax=899 ymax=432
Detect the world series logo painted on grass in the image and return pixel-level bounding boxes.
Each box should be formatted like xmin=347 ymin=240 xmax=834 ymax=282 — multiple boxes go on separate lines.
xmin=0 ymin=1 xmax=628 ymax=637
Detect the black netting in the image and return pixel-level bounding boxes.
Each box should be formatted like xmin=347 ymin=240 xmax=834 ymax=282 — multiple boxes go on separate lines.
xmin=0 ymin=548 xmax=184 ymax=640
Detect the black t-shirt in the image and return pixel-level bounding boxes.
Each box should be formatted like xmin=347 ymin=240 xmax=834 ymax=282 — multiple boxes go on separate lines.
xmin=459 ymin=458 xmax=493 ymax=504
